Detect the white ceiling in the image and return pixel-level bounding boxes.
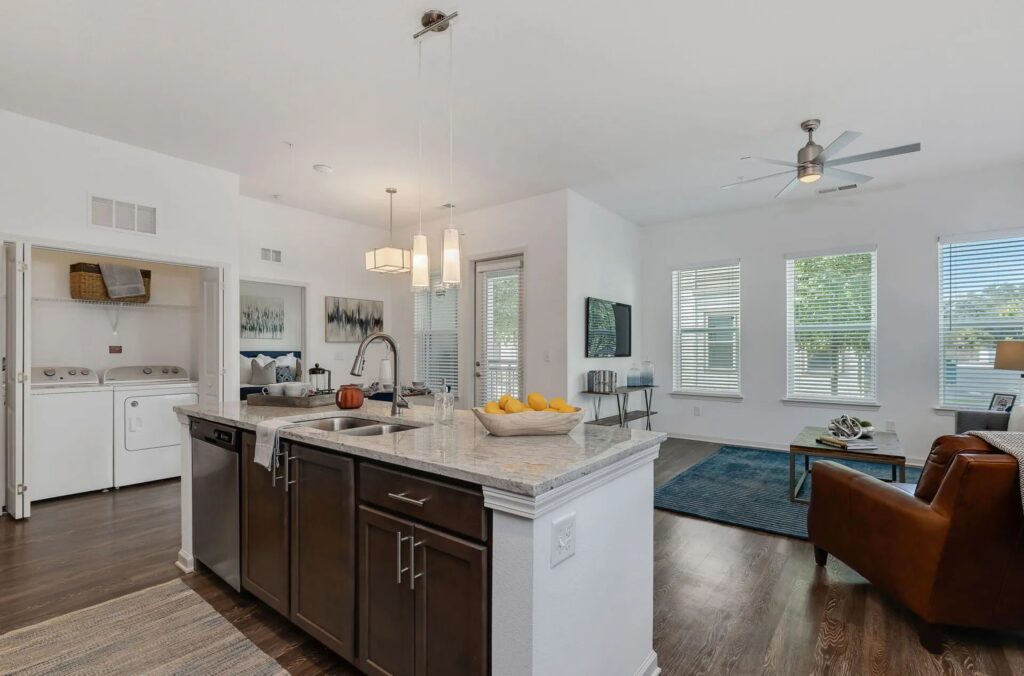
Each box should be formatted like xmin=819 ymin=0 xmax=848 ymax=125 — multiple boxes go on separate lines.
xmin=2 ymin=0 xmax=1023 ymax=227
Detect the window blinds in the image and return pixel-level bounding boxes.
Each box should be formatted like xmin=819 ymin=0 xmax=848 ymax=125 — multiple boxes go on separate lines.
xmin=786 ymin=250 xmax=877 ymax=402
xmin=413 ymin=273 xmax=459 ymax=395
xmin=475 ymin=257 xmax=524 ymax=405
xmin=939 ymin=236 xmax=1024 ymax=409
xmin=671 ymin=262 xmax=741 ymax=395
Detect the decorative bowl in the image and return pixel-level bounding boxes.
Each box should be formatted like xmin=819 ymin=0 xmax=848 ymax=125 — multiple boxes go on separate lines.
xmin=471 ymin=407 xmax=584 ymax=437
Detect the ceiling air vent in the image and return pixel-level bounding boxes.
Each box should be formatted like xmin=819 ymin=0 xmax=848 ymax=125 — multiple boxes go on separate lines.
xmin=260 ymin=248 xmax=283 ymax=263
xmin=90 ymin=195 xmax=157 ymax=234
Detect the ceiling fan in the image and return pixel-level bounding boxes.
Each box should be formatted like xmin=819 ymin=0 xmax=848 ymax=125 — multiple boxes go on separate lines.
xmin=722 ymin=119 xmax=921 ymax=197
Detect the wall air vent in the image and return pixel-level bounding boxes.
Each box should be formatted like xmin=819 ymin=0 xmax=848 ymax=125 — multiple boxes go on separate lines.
xmin=90 ymin=195 xmax=157 ymax=234
xmin=260 ymin=248 xmax=283 ymax=263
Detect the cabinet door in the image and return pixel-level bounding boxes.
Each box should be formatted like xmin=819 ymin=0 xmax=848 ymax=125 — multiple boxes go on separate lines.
xmin=240 ymin=431 xmax=289 ymax=615
xmin=414 ymin=524 xmax=488 ymax=676
xmin=359 ymin=506 xmax=416 ymax=676
xmin=290 ymin=444 xmax=356 ymax=661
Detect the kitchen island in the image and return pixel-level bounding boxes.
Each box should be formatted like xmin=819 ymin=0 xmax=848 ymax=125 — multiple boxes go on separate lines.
xmin=176 ymin=400 xmax=665 ymax=676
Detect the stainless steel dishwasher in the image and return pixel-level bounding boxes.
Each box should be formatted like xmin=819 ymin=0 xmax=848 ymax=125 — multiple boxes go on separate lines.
xmin=190 ymin=419 xmax=240 ymax=591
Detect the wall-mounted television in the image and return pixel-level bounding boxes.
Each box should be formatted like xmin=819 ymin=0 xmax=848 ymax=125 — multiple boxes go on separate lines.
xmin=586 ymin=297 xmax=632 ymax=358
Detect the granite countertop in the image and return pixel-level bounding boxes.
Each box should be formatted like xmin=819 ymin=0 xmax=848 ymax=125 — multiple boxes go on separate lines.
xmin=176 ymin=400 xmax=666 ymax=497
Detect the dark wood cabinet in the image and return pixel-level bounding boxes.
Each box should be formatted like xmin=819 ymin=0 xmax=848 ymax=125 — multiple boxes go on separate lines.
xmin=290 ymin=444 xmax=357 ymax=661
xmin=359 ymin=506 xmax=416 ymax=676
xmin=414 ymin=524 xmax=488 ymax=676
xmin=240 ymin=431 xmax=290 ymax=615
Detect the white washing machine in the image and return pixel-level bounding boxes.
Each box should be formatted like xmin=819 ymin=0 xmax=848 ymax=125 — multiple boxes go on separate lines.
xmin=30 ymin=366 xmax=114 ymax=501
xmin=106 ymin=365 xmax=199 ymax=488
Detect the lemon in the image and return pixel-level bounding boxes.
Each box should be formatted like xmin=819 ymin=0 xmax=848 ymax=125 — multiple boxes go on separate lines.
xmin=505 ymin=399 xmax=527 ymax=414
xmin=543 ymin=407 xmax=559 ymax=412
xmin=484 ymin=401 xmax=502 ymax=414
xmin=549 ymin=397 xmax=568 ymax=409
xmin=527 ymin=393 xmax=548 ymax=411
xmin=498 ymin=394 xmax=512 ymax=410
xmin=556 ymin=405 xmax=577 ymax=414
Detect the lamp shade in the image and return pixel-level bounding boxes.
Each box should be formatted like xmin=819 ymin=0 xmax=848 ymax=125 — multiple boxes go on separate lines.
xmin=365 ymin=246 xmax=411 ymax=274
xmin=994 ymin=340 xmax=1024 ymax=371
xmin=411 ymin=233 xmax=430 ymax=290
xmin=441 ymin=227 xmax=461 ymax=288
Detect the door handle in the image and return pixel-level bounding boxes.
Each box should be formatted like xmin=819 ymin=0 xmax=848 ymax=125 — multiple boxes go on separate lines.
xmin=409 ymin=538 xmax=424 ymax=590
xmin=388 ymin=492 xmax=429 ymax=507
xmin=396 ymin=532 xmax=411 ymax=584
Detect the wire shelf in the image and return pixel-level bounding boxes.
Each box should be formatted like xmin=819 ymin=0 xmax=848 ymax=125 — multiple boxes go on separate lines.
xmin=33 ymin=296 xmax=194 ymax=311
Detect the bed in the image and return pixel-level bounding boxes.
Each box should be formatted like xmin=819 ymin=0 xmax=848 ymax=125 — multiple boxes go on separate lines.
xmin=239 ymin=350 xmax=302 ymax=400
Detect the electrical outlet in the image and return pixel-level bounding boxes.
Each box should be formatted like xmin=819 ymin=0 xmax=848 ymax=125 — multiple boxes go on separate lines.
xmin=886 ymin=419 xmax=896 ymax=433
xmin=550 ymin=512 xmax=576 ymax=568
xmin=693 ymin=406 xmax=701 ymax=417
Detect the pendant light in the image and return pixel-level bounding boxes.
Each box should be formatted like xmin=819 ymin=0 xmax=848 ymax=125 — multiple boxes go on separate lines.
xmin=439 ymin=15 xmax=461 ymax=289
xmin=410 ymin=38 xmax=430 ymax=290
xmin=365 ymin=187 xmax=412 ymax=274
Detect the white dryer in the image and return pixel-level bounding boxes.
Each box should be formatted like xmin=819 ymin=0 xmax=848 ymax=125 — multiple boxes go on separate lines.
xmin=30 ymin=366 xmax=114 ymax=501
xmin=106 ymin=365 xmax=199 ymax=488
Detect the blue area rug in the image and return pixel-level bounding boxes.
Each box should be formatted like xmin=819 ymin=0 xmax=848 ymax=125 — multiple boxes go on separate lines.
xmin=654 ymin=445 xmax=922 ymax=539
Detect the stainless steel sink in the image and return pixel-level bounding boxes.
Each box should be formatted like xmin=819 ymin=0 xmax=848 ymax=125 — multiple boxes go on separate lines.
xmin=339 ymin=423 xmax=417 ymax=436
xmin=297 ymin=417 xmax=379 ymax=432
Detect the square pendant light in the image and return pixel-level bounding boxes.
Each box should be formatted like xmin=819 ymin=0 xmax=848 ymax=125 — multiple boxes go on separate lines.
xmin=365 ymin=247 xmax=412 ymax=274
xmin=441 ymin=227 xmax=461 ymax=288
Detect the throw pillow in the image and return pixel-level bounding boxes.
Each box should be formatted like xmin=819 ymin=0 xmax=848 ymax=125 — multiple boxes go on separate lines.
xmin=275 ymin=365 xmax=295 ymax=383
xmin=253 ymin=353 xmax=276 ymax=367
xmin=251 ymin=359 xmax=277 ymax=385
xmin=1009 ymin=401 xmax=1024 ymax=432
xmin=239 ymin=355 xmax=253 ymax=384
xmin=275 ymin=353 xmax=298 ymax=369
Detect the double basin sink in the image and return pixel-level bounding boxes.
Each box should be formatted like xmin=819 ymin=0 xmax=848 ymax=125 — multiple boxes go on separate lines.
xmin=296 ymin=416 xmax=416 ymax=437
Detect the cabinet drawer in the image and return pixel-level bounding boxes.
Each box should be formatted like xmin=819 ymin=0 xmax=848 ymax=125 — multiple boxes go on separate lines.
xmin=359 ymin=464 xmax=487 ymax=541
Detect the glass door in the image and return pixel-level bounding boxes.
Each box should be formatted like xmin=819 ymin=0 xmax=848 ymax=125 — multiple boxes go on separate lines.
xmin=474 ymin=256 xmax=524 ymax=406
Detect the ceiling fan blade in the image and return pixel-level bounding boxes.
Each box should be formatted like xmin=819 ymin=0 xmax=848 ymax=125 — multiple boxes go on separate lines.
xmin=827 ymin=143 xmax=921 ymax=167
xmin=775 ymin=176 xmax=799 ymax=198
xmin=824 ymin=167 xmax=874 ymax=184
xmin=721 ymin=169 xmax=793 ymax=190
xmin=742 ymin=156 xmax=797 ymax=168
xmin=819 ymin=131 xmax=862 ymax=162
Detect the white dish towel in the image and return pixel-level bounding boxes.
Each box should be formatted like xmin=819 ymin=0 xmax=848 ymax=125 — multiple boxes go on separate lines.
xmin=254 ymin=419 xmax=304 ymax=470
xmin=98 ymin=263 xmax=146 ymax=298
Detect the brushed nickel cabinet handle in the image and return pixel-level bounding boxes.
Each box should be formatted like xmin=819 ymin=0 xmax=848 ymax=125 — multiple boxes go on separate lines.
xmin=410 ymin=539 xmax=424 ymax=590
xmin=388 ymin=492 xmax=429 ymax=507
xmin=396 ymin=532 xmax=411 ymax=584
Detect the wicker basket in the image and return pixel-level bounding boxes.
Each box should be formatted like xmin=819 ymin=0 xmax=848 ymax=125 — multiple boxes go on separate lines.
xmin=69 ymin=263 xmax=151 ymax=303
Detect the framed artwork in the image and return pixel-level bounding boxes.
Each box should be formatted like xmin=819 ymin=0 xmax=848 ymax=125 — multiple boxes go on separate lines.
xmin=240 ymin=295 xmax=285 ymax=339
xmin=326 ymin=296 xmax=383 ymax=342
xmin=989 ymin=393 xmax=1017 ymax=412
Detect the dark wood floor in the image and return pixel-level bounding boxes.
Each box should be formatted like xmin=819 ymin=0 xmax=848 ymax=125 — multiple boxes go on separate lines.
xmin=2 ymin=439 xmax=1023 ymax=675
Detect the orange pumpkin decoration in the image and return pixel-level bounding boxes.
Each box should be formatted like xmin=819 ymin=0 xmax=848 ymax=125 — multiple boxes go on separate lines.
xmin=336 ymin=384 xmax=364 ymax=410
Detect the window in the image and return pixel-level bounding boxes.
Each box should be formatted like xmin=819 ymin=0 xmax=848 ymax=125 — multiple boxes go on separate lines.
xmin=939 ymin=236 xmax=1024 ymax=409
xmin=414 ymin=273 xmax=459 ymax=395
xmin=475 ymin=256 xmax=524 ymax=405
xmin=786 ymin=250 xmax=877 ymax=402
xmin=671 ymin=262 xmax=741 ymax=395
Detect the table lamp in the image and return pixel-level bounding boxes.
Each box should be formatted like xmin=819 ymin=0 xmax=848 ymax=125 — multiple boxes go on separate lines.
xmin=994 ymin=340 xmax=1024 ymax=399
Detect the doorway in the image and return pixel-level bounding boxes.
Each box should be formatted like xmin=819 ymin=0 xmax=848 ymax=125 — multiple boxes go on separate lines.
xmin=474 ymin=255 xmax=524 ymax=406
xmin=238 ymin=280 xmax=306 ymax=399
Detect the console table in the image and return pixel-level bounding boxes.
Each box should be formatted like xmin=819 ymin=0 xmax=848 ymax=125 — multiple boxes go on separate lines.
xmin=582 ymin=386 xmax=657 ymax=430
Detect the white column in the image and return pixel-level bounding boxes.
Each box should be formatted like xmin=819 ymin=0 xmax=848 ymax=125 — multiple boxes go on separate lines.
xmin=176 ymin=413 xmax=194 ymax=573
xmin=484 ymin=445 xmax=661 ymax=676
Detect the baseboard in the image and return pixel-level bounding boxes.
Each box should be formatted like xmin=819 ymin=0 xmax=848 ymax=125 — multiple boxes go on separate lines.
xmin=176 ymin=549 xmax=195 ymax=573
xmin=663 ymin=432 xmax=925 ymax=468
xmin=634 ymin=650 xmax=660 ymax=676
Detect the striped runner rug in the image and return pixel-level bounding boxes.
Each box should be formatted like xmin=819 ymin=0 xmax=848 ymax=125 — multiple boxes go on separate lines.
xmin=0 ymin=579 xmax=285 ymax=675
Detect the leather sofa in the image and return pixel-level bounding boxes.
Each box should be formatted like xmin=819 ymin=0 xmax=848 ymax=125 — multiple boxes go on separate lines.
xmin=807 ymin=412 xmax=1024 ymax=650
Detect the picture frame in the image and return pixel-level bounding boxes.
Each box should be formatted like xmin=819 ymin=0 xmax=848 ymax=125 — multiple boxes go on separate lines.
xmin=325 ymin=296 xmax=383 ymax=343
xmin=989 ymin=393 xmax=1017 ymax=412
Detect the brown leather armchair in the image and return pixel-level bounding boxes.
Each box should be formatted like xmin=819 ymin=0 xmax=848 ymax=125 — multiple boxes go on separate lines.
xmin=807 ymin=434 xmax=1024 ymax=650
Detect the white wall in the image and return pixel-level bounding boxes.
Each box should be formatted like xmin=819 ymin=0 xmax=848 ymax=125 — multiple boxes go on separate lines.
xmin=566 ymin=192 xmax=641 ymax=415
xmin=239 ymin=280 xmax=304 ymax=354
xmin=390 ymin=191 xmax=569 ymax=405
xmin=237 ymin=196 xmax=392 ymax=388
xmin=31 ymin=248 xmax=201 ymax=375
xmin=640 ymin=163 xmax=1024 ymax=463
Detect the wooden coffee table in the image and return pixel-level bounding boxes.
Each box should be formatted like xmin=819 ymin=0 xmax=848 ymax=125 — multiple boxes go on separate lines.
xmin=789 ymin=426 xmax=906 ymax=503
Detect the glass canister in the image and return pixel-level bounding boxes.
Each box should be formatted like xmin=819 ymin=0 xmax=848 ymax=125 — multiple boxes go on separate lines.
xmin=434 ymin=379 xmax=455 ymax=424
xmin=627 ymin=365 xmax=641 ymax=387
xmin=640 ymin=360 xmax=654 ymax=386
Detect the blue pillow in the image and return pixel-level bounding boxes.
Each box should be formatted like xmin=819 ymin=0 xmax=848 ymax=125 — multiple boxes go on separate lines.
xmin=275 ymin=365 xmax=294 ymax=383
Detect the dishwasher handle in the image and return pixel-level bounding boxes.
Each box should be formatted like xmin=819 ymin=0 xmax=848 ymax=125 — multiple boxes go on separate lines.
xmin=189 ymin=419 xmax=238 ymax=452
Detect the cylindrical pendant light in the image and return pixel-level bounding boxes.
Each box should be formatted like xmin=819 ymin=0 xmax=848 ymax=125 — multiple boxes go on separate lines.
xmin=440 ymin=18 xmax=462 ymax=289
xmin=410 ymin=39 xmax=430 ymax=290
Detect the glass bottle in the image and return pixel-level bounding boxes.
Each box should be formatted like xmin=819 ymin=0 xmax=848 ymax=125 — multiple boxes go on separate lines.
xmin=627 ymin=365 xmax=640 ymax=387
xmin=640 ymin=360 xmax=654 ymax=386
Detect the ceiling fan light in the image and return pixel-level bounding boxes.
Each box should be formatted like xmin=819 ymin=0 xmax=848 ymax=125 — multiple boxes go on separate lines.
xmin=797 ymin=164 xmax=822 ymax=183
